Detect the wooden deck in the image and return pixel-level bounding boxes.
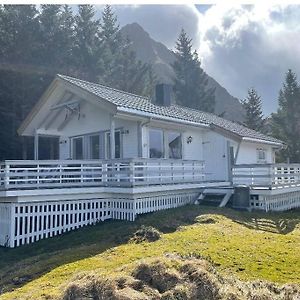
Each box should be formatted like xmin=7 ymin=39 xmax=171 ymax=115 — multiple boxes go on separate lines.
xmin=232 ymin=163 xmax=300 ymax=189
xmin=233 ymin=163 xmax=300 ymax=212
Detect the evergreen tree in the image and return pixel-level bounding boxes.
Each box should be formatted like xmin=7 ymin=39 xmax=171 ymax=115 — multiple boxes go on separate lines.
xmin=0 ymin=5 xmax=157 ymax=159
xmin=74 ymin=5 xmax=101 ymax=81
xmin=272 ymin=69 xmax=300 ymax=162
xmin=242 ymin=88 xmax=265 ymax=131
xmin=100 ymin=5 xmax=121 ymax=51
xmin=172 ymin=29 xmax=215 ymax=112
xmin=0 ymin=5 xmax=39 ymax=64
xmin=99 ymin=5 xmax=155 ymax=95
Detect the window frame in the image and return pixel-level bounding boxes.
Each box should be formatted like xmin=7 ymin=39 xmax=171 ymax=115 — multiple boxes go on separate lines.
xmin=71 ymin=136 xmax=84 ymax=160
xmin=167 ymin=131 xmax=182 ymax=159
xmin=148 ymin=127 xmax=183 ymax=159
xmin=105 ymin=130 xmax=122 ymax=159
xmin=257 ymin=148 xmax=267 ymax=163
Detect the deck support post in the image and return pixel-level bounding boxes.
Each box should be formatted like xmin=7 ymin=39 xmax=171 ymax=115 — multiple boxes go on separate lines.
xmin=137 ymin=121 xmax=142 ymax=157
xmin=110 ymin=114 xmax=115 ymax=159
xmin=34 ymin=130 xmax=39 ymax=160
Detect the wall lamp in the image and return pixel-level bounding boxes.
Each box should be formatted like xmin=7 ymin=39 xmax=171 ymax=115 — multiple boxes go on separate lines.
xmin=187 ymin=136 xmax=193 ymax=144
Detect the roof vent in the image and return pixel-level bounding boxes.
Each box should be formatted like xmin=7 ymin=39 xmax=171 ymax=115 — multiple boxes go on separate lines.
xmin=154 ymin=84 xmax=174 ymax=106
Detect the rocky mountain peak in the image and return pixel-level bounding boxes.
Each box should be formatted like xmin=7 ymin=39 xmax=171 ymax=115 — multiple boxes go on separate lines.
xmin=120 ymin=23 xmax=245 ymax=122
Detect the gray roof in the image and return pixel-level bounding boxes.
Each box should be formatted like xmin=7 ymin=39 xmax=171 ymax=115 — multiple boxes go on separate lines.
xmin=58 ymin=74 xmax=283 ymax=145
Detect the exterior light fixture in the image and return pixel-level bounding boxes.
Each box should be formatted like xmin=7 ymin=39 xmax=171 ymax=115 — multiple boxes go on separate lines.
xmin=187 ymin=136 xmax=193 ymax=144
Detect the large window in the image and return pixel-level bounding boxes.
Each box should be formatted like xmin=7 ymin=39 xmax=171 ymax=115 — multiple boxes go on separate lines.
xmin=168 ymin=132 xmax=182 ymax=159
xmin=72 ymin=137 xmax=83 ymax=159
xmin=149 ymin=129 xmax=164 ymax=158
xmin=89 ymin=135 xmax=100 ymax=159
xmin=106 ymin=131 xmax=121 ymax=159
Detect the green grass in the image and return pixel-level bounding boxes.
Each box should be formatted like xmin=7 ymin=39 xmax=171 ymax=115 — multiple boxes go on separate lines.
xmin=0 ymin=206 xmax=299 ymax=299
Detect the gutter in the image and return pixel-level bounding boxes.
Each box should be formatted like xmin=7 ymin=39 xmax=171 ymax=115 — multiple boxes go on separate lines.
xmin=117 ymin=107 xmax=210 ymax=129
xmin=242 ymin=137 xmax=284 ymax=147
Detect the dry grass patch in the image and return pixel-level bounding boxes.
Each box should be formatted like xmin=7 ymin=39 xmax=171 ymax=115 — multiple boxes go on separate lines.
xmin=129 ymin=226 xmax=161 ymax=244
xmin=62 ymin=256 xmax=300 ymax=300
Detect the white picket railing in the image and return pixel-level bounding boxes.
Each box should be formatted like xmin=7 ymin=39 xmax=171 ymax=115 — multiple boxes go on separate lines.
xmin=232 ymin=163 xmax=300 ymax=189
xmin=1 ymin=192 xmax=198 ymax=248
xmin=0 ymin=159 xmax=205 ymax=190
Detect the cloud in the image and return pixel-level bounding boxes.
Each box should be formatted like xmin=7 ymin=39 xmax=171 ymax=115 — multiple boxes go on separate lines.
xmin=197 ymin=4 xmax=300 ymax=114
xmin=96 ymin=4 xmax=300 ymax=115
xmin=108 ymin=5 xmax=201 ymax=49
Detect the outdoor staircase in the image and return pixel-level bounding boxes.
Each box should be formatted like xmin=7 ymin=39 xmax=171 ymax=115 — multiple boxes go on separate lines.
xmin=195 ymin=188 xmax=234 ymax=207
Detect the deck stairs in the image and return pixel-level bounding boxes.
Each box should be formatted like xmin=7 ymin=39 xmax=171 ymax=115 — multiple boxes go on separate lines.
xmin=195 ymin=188 xmax=234 ymax=207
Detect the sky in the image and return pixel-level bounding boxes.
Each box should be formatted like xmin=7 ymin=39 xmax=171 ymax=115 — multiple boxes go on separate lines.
xmin=102 ymin=4 xmax=300 ymax=116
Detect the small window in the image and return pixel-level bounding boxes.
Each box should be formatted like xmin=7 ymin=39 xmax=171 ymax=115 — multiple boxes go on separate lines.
xmin=257 ymin=148 xmax=266 ymax=162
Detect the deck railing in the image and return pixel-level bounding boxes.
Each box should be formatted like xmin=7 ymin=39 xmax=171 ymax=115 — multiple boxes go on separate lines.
xmin=232 ymin=163 xmax=300 ymax=189
xmin=0 ymin=159 xmax=205 ymax=190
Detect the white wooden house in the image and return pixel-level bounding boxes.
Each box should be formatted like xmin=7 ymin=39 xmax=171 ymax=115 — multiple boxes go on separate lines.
xmin=0 ymin=74 xmax=299 ymax=248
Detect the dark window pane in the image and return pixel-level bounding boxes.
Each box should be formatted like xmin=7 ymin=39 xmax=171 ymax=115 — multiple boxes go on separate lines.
xmin=149 ymin=129 xmax=163 ymax=158
xmin=73 ymin=138 xmax=83 ymax=159
xmin=90 ymin=135 xmax=100 ymax=159
xmin=168 ymin=132 xmax=182 ymax=159
xmin=115 ymin=132 xmax=121 ymax=159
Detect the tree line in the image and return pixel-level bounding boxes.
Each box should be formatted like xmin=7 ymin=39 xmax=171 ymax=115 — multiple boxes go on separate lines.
xmin=242 ymin=69 xmax=300 ymax=162
xmin=0 ymin=4 xmax=214 ymax=160
xmin=2 ymin=5 xmax=298 ymax=163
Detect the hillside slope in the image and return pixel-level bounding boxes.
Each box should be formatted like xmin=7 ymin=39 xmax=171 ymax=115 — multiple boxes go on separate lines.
xmin=0 ymin=207 xmax=299 ymax=299
xmin=120 ymin=23 xmax=245 ymax=122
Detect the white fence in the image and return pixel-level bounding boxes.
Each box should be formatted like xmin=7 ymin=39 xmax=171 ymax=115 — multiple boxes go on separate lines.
xmin=233 ymin=163 xmax=300 ymax=189
xmin=250 ymin=192 xmax=300 ymax=212
xmin=0 ymin=192 xmax=198 ymax=248
xmin=0 ymin=159 xmax=205 ymax=190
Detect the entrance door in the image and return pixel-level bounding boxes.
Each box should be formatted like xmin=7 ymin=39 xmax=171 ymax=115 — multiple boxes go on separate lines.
xmin=203 ymin=134 xmax=229 ymax=181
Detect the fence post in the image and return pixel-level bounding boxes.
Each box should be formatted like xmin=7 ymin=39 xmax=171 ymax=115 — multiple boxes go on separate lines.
xmin=4 ymin=163 xmax=10 ymax=190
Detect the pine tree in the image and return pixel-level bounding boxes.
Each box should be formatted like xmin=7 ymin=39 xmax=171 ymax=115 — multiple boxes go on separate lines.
xmin=272 ymin=69 xmax=300 ymax=162
xmin=242 ymin=88 xmax=265 ymax=131
xmin=172 ymin=29 xmax=215 ymax=112
xmin=0 ymin=5 xmax=39 ymax=64
xmin=99 ymin=5 xmax=155 ymax=95
xmin=100 ymin=5 xmax=121 ymax=51
xmin=73 ymin=5 xmax=101 ymax=81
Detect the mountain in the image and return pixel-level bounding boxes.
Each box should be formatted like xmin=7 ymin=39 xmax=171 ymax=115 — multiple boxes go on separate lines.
xmin=120 ymin=23 xmax=245 ymax=122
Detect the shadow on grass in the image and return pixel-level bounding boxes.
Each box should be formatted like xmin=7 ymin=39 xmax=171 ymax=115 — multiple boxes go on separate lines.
xmin=222 ymin=208 xmax=300 ymax=235
xmin=0 ymin=205 xmax=299 ymax=294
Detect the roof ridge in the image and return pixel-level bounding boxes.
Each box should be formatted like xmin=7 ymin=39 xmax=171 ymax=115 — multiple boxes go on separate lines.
xmin=57 ymin=74 xmax=151 ymax=102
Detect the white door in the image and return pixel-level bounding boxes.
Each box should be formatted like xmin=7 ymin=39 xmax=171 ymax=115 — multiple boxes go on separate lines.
xmin=203 ymin=133 xmax=229 ymax=181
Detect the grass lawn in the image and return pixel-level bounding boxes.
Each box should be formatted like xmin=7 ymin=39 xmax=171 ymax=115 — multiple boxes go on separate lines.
xmin=0 ymin=206 xmax=299 ymax=299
